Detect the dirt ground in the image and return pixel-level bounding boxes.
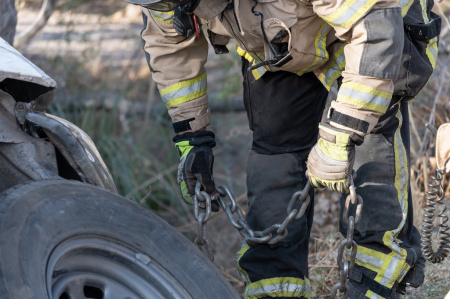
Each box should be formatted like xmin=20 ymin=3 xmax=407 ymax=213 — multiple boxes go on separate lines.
xmin=15 ymin=2 xmax=450 ymax=298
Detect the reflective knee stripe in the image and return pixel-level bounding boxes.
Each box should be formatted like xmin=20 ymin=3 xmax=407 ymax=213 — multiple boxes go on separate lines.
xmin=237 ymin=242 xmax=251 ymax=285
xmin=365 ymin=290 xmax=383 ymax=299
xmin=149 ymin=9 xmax=174 ymax=24
xmin=236 ymin=46 xmax=267 ymax=80
xmin=160 ymin=73 xmax=207 ymax=109
xmin=336 ymin=82 xmax=392 ymax=114
xmin=237 ymin=242 xmax=311 ymax=299
xmin=316 ymin=44 xmax=345 ymax=91
xmin=352 ymin=106 xmax=411 ymax=298
xmin=321 ymin=0 xmax=378 ymax=28
xmin=245 ymin=277 xmax=312 ymax=299
xmin=299 ymin=22 xmax=331 ymax=76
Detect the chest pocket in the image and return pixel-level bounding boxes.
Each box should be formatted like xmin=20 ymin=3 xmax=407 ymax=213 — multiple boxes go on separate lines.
xmin=252 ymin=0 xmax=331 ymax=74
xmin=393 ymin=0 xmax=441 ymax=100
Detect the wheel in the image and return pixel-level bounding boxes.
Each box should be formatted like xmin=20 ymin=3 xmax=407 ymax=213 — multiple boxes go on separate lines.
xmin=0 ymin=179 xmax=239 ymax=299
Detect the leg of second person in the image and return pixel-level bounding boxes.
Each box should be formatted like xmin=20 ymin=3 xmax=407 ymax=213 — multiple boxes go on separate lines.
xmin=237 ymin=58 xmax=329 ymax=299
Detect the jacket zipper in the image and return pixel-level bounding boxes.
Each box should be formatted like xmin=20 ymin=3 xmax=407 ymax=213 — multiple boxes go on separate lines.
xmin=222 ymin=11 xmax=248 ymax=52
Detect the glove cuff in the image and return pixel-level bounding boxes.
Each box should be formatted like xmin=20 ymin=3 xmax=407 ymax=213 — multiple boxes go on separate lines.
xmin=319 ymin=123 xmax=364 ymax=146
xmin=173 ymin=130 xmax=216 ymax=148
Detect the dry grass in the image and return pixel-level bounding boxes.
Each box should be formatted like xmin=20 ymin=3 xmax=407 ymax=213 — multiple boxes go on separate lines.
xmin=17 ymin=1 xmax=450 ymax=298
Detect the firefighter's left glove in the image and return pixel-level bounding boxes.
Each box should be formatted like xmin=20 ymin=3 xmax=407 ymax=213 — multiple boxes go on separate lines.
xmin=306 ymin=123 xmax=364 ymax=194
xmin=173 ymin=130 xmax=219 ymax=211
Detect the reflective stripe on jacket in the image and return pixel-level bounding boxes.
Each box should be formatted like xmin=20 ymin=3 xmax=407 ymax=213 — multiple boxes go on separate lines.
xmin=141 ymin=0 xmax=407 ymax=130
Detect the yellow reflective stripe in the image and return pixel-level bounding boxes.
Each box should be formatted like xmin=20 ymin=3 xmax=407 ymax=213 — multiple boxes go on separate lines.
xmin=352 ymin=110 xmax=411 ymax=292
xmin=237 ymin=242 xmax=251 ymax=285
xmin=252 ymin=66 xmax=266 ymax=80
xmin=175 ymin=141 xmax=193 ymax=158
xmin=397 ymin=0 xmax=414 ymax=16
xmin=321 ymin=0 xmax=378 ymax=28
xmin=365 ymin=290 xmax=384 ymax=299
xmin=426 ymin=37 xmax=438 ymax=69
xmin=417 ymin=0 xmax=438 ymax=68
xmin=353 ymin=248 xmax=384 ymax=273
xmin=149 ymin=9 xmax=174 ymax=23
xmin=236 ymin=46 xmax=267 ymax=80
xmin=375 ymin=107 xmax=410 ymax=287
xmin=355 ymin=245 xmax=411 ymax=290
xmin=161 ymin=73 xmax=207 ymax=109
xmin=245 ymin=277 xmax=311 ymax=299
xmin=336 ymin=82 xmax=392 ymax=113
xmin=236 ymin=46 xmax=255 ymax=63
xmin=360 ymin=107 xmax=410 ymax=290
xmin=302 ymin=22 xmax=330 ymax=73
xmin=317 ymin=45 xmax=346 ymax=91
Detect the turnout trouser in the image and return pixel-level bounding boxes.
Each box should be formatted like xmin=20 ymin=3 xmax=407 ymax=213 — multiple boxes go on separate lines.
xmin=237 ymin=58 xmax=424 ymax=299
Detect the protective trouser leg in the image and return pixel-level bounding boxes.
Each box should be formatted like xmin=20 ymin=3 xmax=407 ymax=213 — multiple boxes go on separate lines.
xmin=237 ymin=58 xmax=328 ymax=299
xmin=340 ymin=99 xmax=425 ymax=299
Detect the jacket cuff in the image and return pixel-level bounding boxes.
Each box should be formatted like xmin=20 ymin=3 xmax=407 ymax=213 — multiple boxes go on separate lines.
xmin=168 ymin=94 xmax=211 ymax=132
xmin=327 ymin=101 xmax=380 ymax=137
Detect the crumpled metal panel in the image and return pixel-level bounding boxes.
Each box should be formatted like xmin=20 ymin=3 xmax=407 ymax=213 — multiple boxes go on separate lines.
xmin=25 ymin=111 xmax=118 ymax=193
xmin=0 ymin=91 xmax=60 ymax=193
xmin=0 ymin=139 xmax=60 ymax=194
xmin=0 ymin=38 xmax=56 ymax=88
xmin=0 ymin=90 xmax=32 ymax=143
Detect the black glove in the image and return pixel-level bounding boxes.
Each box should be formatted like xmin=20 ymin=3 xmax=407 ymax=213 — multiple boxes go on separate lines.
xmin=173 ymin=131 xmax=219 ymax=210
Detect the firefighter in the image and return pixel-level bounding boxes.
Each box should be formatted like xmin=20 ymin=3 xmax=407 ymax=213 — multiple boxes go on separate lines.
xmin=126 ymin=0 xmax=441 ymax=297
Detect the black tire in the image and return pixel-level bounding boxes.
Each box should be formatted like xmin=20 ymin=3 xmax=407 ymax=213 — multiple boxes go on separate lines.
xmin=0 ymin=179 xmax=239 ymax=299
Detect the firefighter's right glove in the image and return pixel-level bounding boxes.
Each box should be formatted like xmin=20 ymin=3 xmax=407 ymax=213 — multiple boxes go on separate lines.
xmin=306 ymin=123 xmax=364 ymax=194
xmin=173 ymin=130 xmax=219 ymax=210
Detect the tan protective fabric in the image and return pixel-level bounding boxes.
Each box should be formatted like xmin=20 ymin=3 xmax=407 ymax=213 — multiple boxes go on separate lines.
xmin=167 ymin=94 xmax=211 ymax=131
xmin=436 ymin=123 xmax=450 ymax=173
xmin=141 ymin=0 xmax=404 ymax=131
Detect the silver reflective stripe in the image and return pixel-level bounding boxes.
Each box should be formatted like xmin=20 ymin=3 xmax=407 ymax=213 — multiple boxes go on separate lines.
xmin=150 ymin=9 xmax=174 ymax=22
xmin=379 ymin=256 xmax=402 ymax=286
xmin=328 ymin=0 xmax=373 ymax=27
xmin=397 ymin=0 xmax=411 ymax=9
xmin=339 ymin=86 xmax=391 ymax=108
xmin=161 ymin=80 xmax=206 ymax=103
xmin=354 ymin=251 xmax=384 ymax=269
xmin=398 ymin=0 xmax=413 ymax=15
xmin=246 ymin=282 xmax=311 ymax=297
xmin=322 ymin=51 xmax=345 ymax=86
xmin=379 ymin=108 xmax=409 ymax=287
xmin=303 ymin=23 xmax=330 ymax=73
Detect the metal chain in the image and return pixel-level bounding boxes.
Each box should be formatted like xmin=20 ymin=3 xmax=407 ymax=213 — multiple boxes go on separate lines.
xmin=193 ymin=183 xmax=214 ymax=261
xmin=217 ymin=180 xmax=311 ymax=245
xmin=191 ymin=181 xmax=311 ymax=260
xmin=192 ymin=178 xmax=365 ymax=299
xmin=421 ymin=159 xmax=450 ymax=263
xmin=327 ymin=180 xmax=363 ymax=299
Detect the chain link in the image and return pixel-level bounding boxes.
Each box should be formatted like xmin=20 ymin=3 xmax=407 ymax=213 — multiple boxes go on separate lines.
xmin=327 ymin=180 xmax=363 ymax=299
xmin=192 ymin=183 xmax=214 ymax=261
xmin=217 ymin=181 xmax=311 ymax=245
xmin=191 ymin=178 xmax=364 ymax=298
